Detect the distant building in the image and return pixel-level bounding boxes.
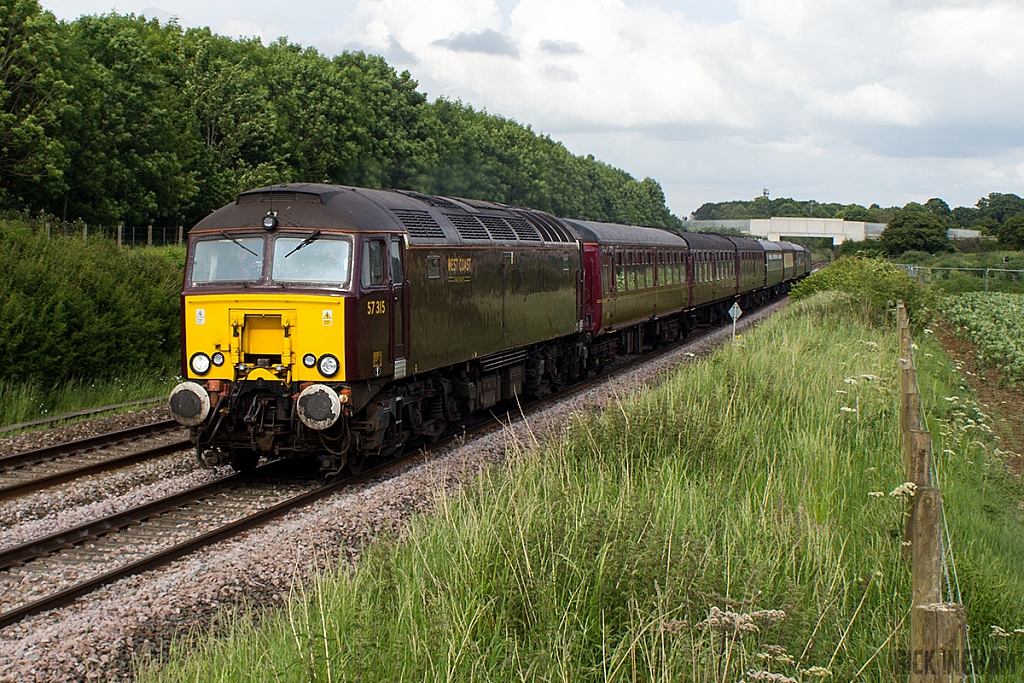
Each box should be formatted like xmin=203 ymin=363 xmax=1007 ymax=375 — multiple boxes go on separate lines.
xmin=686 ymin=217 xmax=886 ymax=245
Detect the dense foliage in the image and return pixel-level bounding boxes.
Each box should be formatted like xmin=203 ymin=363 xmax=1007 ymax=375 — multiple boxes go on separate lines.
xmin=0 ymin=217 xmax=182 ymax=385
xmin=941 ymin=293 xmax=1024 ymax=387
xmin=790 ymin=256 xmax=929 ymax=326
xmin=879 ymin=207 xmax=956 ymax=255
xmin=0 ymin=2 xmax=680 ymax=229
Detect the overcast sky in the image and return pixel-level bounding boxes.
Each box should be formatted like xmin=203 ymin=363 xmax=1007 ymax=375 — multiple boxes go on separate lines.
xmin=40 ymin=0 xmax=1024 ymax=217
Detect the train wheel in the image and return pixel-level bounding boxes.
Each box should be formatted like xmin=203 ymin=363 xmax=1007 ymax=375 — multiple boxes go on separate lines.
xmin=346 ymin=455 xmax=366 ymax=475
xmin=230 ymin=449 xmax=260 ymax=472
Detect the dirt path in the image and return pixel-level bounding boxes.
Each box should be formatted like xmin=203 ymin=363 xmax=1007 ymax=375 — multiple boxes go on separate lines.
xmin=934 ymin=323 xmax=1024 ymax=476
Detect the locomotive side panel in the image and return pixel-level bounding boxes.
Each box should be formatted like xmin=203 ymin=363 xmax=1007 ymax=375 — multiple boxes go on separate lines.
xmin=405 ymin=244 xmax=579 ymax=375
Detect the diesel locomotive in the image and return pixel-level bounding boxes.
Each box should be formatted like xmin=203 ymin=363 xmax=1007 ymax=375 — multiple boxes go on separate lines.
xmin=169 ymin=183 xmax=809 ymax=473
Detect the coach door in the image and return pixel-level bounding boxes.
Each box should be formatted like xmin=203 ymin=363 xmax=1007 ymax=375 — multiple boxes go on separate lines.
xmin=390 ymin=236 xmax=409 ymax=379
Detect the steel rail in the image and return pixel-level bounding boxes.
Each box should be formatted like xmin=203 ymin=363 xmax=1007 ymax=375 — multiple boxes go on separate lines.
xmin=0 ymin=298 xmax=786 ymax=630
xmin=0 ymin=397 xmax=166 ymax=435
xmin=0 ymin=420 xmax=180 ymax=471
xmin=0 ymin=440 xmax=192 ymax=502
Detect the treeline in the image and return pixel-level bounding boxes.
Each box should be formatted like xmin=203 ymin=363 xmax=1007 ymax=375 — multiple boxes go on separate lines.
xmin=0 ymin=0 xmax=680 ymax=229
xmin=694 ymin=194 xmax=1024 ymax=250
xmin=692 ymin=196 xmax=897 ymax=223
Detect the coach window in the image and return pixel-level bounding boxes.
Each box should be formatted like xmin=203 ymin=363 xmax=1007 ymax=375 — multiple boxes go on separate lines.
xmin=615 ymin=252 xmax=625 ymax=291
xmin=627 ymin=251 xmax=637 ymax=290
xmin=657 ymin=252 xmax=665 ymax=285
xmin=362 ymin=239 xmax=386 ymax=287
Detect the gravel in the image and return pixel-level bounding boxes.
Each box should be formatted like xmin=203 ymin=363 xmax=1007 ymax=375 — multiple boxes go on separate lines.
xmin=0 ymin=406 xmax=172 ymax=458
xmin=0 ymin=300 xmax=787 ymax=683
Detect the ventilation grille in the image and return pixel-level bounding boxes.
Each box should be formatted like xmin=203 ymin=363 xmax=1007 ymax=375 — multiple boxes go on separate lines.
xmin=395 ymin=190 xmax=460 ymax=210
xmin=392 ymin=209 xmax=445 ymax=238
xmin=514 ymin=211 xmax=576 ymax=243
xmin=480 ymin=347 xmax=529 ymax=372
xmin=506 ymin=216 xmax=542 ymax=241
xmin=478 ymin=216 xmax=517 ymax=241
xmin=237 ymin=191 xmax=321 ymax=204
xmin=445 ymin=214 xmax=489 ymax=240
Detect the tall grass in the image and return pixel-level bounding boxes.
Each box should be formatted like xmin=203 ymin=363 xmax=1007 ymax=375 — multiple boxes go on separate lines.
xmin=0 ymin=367 xmax=179 ymax=429
xmin=141 ymin=293 xmax=1024 ymax=682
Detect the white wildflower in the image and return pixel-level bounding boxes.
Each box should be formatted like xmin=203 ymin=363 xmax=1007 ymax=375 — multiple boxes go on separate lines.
xmin=889 ymin=482 xmax=917 ymax=499
xmin=844 ymin=377 xmax=858 ymax=385
xmin=867 ymin=491 xmax=885 ymax=498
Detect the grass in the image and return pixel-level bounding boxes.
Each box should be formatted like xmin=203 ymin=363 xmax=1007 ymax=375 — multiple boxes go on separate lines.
xmin=139 ymin=293 xmax=1024 ymax=682
xmin=0 ymin=366 xmax=180 ymax=430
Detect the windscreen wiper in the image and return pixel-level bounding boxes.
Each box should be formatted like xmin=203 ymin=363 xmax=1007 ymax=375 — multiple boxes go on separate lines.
xmin=285 ymin=230 xmax=321 ymax=258
xmin=219 ymin=231 xmax=259 ymax=258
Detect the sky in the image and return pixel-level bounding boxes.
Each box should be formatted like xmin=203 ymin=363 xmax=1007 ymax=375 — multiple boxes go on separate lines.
xmin=40 ymin=0 xmax=1024 ymax=218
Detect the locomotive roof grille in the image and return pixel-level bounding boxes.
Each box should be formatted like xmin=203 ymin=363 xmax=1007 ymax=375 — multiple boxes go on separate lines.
xmin=392 ymin=209 xmax=446 ymax=238
xmin=478 ymin=216 xmax=517 ymax=241
xmin=237 ymin=191 xmax=321 ymax=204
xmin=445 ymin=213 xmax=490 ymax=240
xmin=395 ymin=189 xmax=461 ymax=210
xmin=517 ymin=211 xmax=576 ymax=244
xmin=506 ymin=216 xmax=542 ymax=241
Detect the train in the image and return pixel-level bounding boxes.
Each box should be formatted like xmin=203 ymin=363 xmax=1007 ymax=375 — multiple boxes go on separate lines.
xmin=168 ymin=183 xmax=809 ymax=473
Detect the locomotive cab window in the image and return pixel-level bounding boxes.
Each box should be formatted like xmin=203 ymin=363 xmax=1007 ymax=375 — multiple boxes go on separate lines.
xmin=390 ymin=240 xmax=404 ymax=284
xmin=191 ymin=236 xmax=264 ymax=284
xmin=271 ymin=234 xmax=352 ymax=287
xmin=362 ymin=239 xmax=386 ymax=287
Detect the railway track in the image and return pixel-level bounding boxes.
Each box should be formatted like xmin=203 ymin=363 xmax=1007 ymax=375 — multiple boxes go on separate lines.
xmin=0 ymin=421 xmax=190 ymax=501
xmin=0 ymin=299 xmax=786 ymax=630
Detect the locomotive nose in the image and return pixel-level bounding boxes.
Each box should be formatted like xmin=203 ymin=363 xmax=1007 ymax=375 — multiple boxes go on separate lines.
xmin=169 ymin=382 xmax=211 ymax=426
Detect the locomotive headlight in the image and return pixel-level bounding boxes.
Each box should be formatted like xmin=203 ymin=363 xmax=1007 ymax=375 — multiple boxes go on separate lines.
xmin=190 ymin=352 xmax=212 ymax=375
xmin=262 ymin=212 xmax=278 ymax=230
xmin=302 ymin=353 xmax=317 ymax=368
xmin=212 ymin=352 xmax=225 ymax=367
xmin=317 ymin=354 xmax=339 ymax=377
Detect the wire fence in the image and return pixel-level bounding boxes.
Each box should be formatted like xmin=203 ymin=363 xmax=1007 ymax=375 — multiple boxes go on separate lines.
xmin=895 ymin=264 xmax=1024 ymax=293
xmin=32 ymin=222 xmax=184 ymax=247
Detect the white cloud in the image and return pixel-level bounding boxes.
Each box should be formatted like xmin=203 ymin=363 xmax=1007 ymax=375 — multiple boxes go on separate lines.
xmin=809 ymin=84 xmax=921 ymax=126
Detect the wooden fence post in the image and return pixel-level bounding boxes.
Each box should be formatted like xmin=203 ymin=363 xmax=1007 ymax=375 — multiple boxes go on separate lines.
xmin=82 ymin=223 xmax=87 ymax=243
xmin=45 ymin=222 xmax=51 ymax=239
xmin=117 ymin=223 xmax=123 ymax=248
xmin=147 ymin=224 xmax=153 ymax=246
xmin=910 ymin=602 xmax=965 ymax=682
xmin=896 ymin=300 xmax=967 ymax=682
xmin=178 ymin=225 xmax=183 ymax=245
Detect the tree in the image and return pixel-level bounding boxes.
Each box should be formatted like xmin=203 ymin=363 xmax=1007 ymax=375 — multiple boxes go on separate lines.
xmin=977 ymin=192 xmax=1024 ymax=224
xmin=923 ymin=198 xmax=952 ymax=221
xmin=879 ymin=209 xmax=953 ymax=255
xmin=996 ymin=212 xmax=1024 ymax=250
xmin=0 ymin=0 xmax=67 ymax=207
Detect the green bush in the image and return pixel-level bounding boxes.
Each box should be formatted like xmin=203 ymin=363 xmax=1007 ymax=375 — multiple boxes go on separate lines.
xmin=790 ymin=256 xmax=930 ymax=326
xmin=0 ymin=219 xmax=182 ymax=385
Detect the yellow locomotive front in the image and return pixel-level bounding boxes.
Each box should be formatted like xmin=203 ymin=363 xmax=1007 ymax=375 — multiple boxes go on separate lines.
xmin=170 ymin=214 xmax=356 ymax=472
